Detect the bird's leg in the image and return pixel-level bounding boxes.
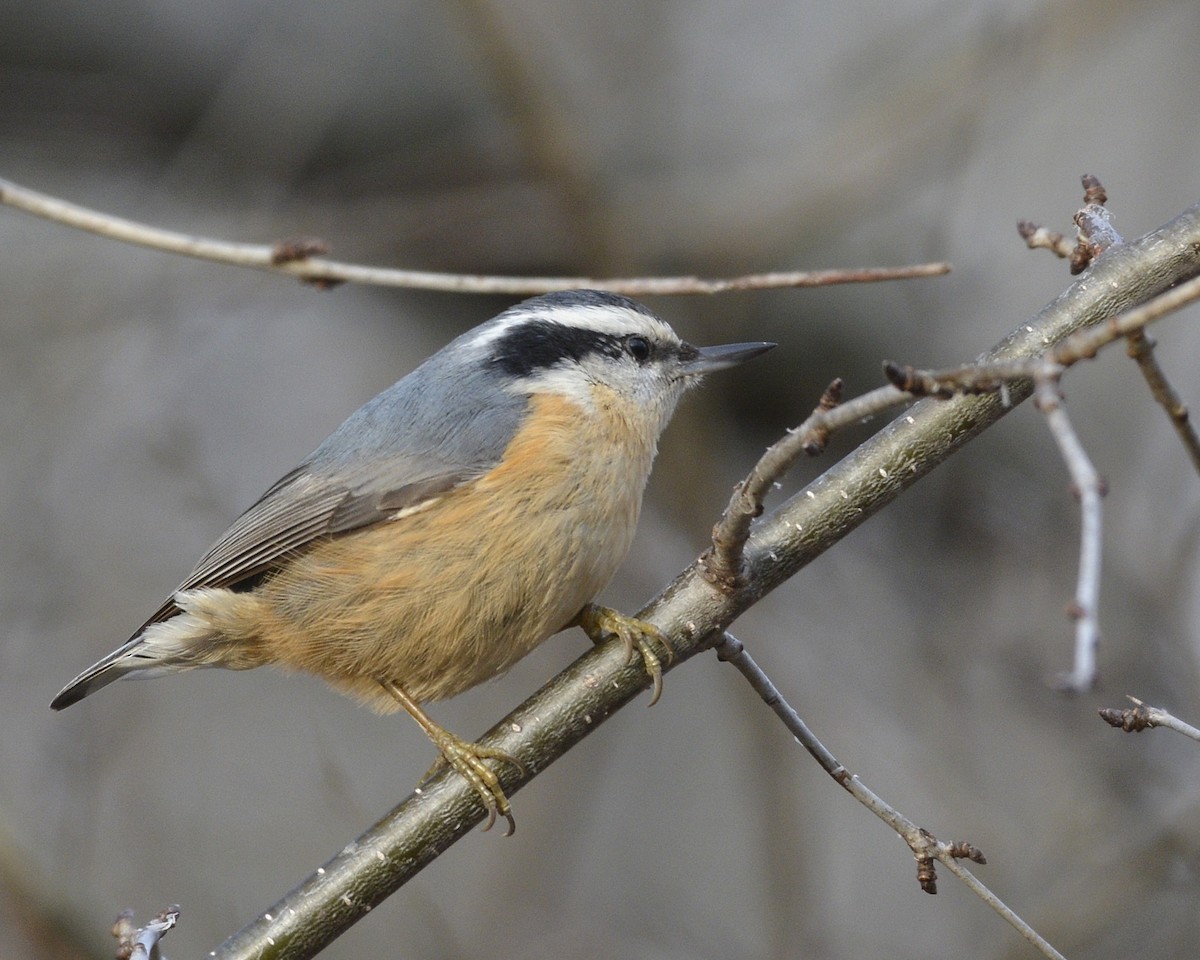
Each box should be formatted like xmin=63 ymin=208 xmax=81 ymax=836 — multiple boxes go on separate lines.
xmin=378 ymin=679 xmax=523 ymax=835
xmin=573 ymin=603 xmax=673 ymax=706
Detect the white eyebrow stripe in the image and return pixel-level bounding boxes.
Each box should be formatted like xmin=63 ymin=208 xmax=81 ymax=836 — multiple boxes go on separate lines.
xmin=465 ymin=304 xmax=675 ymax=355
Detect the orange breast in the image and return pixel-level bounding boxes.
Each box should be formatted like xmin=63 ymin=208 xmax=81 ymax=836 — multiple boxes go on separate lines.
xmin=241 ymin=390 xmax=658 ymax=711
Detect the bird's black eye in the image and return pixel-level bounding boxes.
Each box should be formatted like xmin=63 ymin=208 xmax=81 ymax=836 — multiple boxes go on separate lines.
xmin=625 ymin=335 xmax=652 ymax=363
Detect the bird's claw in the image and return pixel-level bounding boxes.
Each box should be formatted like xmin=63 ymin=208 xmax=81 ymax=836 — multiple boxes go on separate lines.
xmin=422 ymin=733 xmax=525 ymax=835
xmin=576 ymin=603 xmax=673 ymax=706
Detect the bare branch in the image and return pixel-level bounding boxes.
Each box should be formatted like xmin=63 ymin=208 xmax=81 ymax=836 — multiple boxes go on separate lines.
xmin=210 ymin=201 xmax=1200 ymax=960
xmin=112 ymin=905 xmax=180 ymax=960
xmin=705 ymin=381 xmax=912 ymax=590
xmin=713 ymin=633 xmax=1066 ymax=960
xmin=1019 ymin=174 xmax=1123 ymax=274
xmin=1071 ymin=174 xmax=1124 ymax=274
xmin=1099 ymin=696 xmax=1200 ymax=742
xmin=1018 ymin=220 xmax=1075 ymax=259
xmin=1053 ymin=271 xmax=1200 ymax=364
xmin=0 ymin=177 xmax=948 ymax=296
xmin=879 ymin=264 xmax=1200 ymax=689
xmin=884 ymin=272 xmax=1200 ymax=398
xmin=1034 ymin=375 xmax=1105 ymax=692
xmin=1123 ymin=329 xmax=1200 ymax=475
xmin=1080 ymin=174 xmax=1107 ymax=206
xmin=935 ymin=856 xmax=1065 ymax=959
xmin=883 ymin=357 xmax=1037 ymax=398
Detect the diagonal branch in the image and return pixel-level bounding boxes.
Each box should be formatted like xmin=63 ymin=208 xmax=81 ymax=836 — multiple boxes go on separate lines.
xmin=713 ymin=632 xmax=1066 ymax=960
xmin=880 ymin=269 xmax=1200 ymax=689
xmin=705 ymin=380 xmax=913 ymax=590
xmin=210 ymin=202 xmax=1200 ymax=960
xmin=1123 ymin=329 xmax=1200 ymax=475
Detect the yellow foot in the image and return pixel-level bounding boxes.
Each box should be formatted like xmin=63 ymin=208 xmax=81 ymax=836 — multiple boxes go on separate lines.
xmin=421 ymin=729 xmax=525 ymax=835
xmin=575 ymin=603 xmax=673 ymax=706
xmin=379 ymin=679 xmax=525 ymax=835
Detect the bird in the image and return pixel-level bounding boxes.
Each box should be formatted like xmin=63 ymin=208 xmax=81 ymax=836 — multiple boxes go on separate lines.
xmin=51 ymin=289 xmax=774 ymax=832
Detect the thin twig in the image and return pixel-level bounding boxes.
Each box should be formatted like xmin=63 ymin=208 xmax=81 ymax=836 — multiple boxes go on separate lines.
xmin=1054 ymin=271 xmax=1200 ymax=364
xmin=880 ymin=270 xmax=1200 ymax=689
xmin=112 ymin=905 xmax=180 ymax=960
xmin=883 ymin=358 xmax=1038 ymax=398
xmin=1070 ymin=174 xmax=1123 ymax=274
xmin=1034 ymin=375 xmax=1105 ymax=692
xmin=885 ymin=369 xmax=1111 ymax=693
xmin=1017 ymin=221 xmax=1075 ymax=259
xmin=0 ymin=177 xmax=949 ymax=296
xmin=1099 ymin=695 xmax=1200 ymax=742
xmin=1123 ymin=329 xmax=1200 ymax=475
xmin=713 ymin=633 xmax=1066 ymax=960
xmin=1019 ymin=174 xmax=1122 ymax=274
xmin=712 ymin=240 xmax=1200 ymax=599
xmin=935 ymin=857 xmax=1062 ymax=957
xmin=705 ymin=382 xmax=913 ymax=589
xmin=884 ymin=272 xmax=1200 ymax=396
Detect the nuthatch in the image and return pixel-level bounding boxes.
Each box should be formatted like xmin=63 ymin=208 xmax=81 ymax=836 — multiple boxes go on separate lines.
xmin=52 ymin=290 xmax=773 ymax=831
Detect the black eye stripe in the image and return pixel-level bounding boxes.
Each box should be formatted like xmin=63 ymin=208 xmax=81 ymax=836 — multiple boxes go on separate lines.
xmin=492 ymin=321 xmax=663 ymax=378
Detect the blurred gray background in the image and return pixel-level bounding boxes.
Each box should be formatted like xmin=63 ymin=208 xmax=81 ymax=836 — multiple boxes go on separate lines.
xmin=3 ymin=1 xmax=1200 ymax=958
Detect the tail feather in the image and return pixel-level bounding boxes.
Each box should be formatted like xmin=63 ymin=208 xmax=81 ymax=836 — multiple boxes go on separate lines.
xmin=50 ymin=588 xmax=256 ymax=709
xmin=51 ymin=640 xmax=147 ymax=709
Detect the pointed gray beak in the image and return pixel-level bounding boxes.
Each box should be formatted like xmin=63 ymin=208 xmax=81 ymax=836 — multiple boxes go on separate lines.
xmin=681 ymin=340 xmax=776 ymax=376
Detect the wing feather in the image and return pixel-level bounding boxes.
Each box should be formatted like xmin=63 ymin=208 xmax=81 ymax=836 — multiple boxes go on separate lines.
xmin=134 ymin=464 xmax=472 ymax=633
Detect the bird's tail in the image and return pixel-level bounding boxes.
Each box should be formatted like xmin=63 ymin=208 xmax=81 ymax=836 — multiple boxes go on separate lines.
xmin=50 ymin=588 xmax=260 ymax=709
xmin=50 ymin=636 xmax=153 ymax=709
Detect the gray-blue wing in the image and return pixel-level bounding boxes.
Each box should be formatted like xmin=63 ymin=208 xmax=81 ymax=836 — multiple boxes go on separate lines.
xmin=51 ymin=340 xmax=530 ymax=710
xmin=136 ymin=351 xmax=532 ymax=632
xmin=48 ymin=461 xmax=479 ymax=710
xmin=133 ymin=461 xmax=477 ymax=633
